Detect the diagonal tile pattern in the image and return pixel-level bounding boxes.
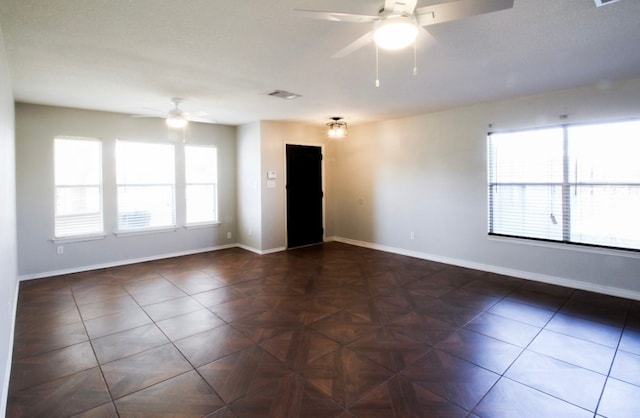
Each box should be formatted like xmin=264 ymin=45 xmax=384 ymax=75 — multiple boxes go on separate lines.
xmin=346 ymin=327 xmax=430 ymax=372
xmin=349 ymin=374 xmax=469 ymax=417
xmin=299 ymin=347 xmax=394 ymax=407
xmin=113 ymin=370 xmax=224 ymax=417
xmin=197 ymin=345 xmax=291 ymax=403
xmin=259 ymin=327 xmax=341 ymax=372
xmin=228 ymin=372 xmax=344 ymax=418
xmin=101 ymin=343 xmax=192 ymax=399
xmin=7 ymin=242 xmax=640 ymax=417
xmin=401 ymin=349 xmax=500 ymax=411
xmin=7 ymin=368 xmax=111 ymax=418
xmin=504 ymin=350 xmax=607 ymax=412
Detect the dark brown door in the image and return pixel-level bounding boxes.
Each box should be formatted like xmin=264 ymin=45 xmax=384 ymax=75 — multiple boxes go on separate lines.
xmin=286 ymin=144 xmax=323 ymax=248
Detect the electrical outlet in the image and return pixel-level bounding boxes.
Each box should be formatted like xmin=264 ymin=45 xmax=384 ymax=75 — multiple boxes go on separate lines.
xmin=410 ymin=232 xmax=415 ymax=240
xmin=227 ymin=232 xmax=232 ymax=239
xmin=56 ymin=245 xmax=64 ymax=255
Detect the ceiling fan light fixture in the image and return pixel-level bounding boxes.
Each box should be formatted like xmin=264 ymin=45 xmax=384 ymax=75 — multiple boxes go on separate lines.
xmin=373 ymin=16 xmax=418 ymax=50
xmin=166 ymin=114 xmax=188 ymax=129
xmin=327 ymin=117 xmax=347 ymax=139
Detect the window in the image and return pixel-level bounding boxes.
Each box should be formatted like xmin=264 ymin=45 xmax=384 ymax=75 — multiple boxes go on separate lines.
xmin=54 ymin=138 xmax=103 ymax=238
xmin=488 ymin=119 xmax=640 ymax=251
xmin=116 ymin=141 xmax=175 ymax=231
xmin=185 ymin=145 xmax=218 ymax=224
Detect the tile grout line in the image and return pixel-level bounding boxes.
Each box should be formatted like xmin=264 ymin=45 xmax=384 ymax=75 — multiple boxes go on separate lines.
xmin=66 ymin=273 xmax=119 ymax=417
xmin=592 ymin=301 xmax=633 ymax=416
xmin=467 ymin=285 xmax=575 ymax=415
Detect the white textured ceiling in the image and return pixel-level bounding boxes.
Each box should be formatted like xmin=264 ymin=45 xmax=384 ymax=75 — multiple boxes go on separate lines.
xmin=1 ymin=0 xmax=639 ymax=126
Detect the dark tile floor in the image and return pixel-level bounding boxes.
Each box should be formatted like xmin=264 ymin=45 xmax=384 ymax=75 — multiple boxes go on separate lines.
xmin=6 ymin=242 xmax=640 ymax=417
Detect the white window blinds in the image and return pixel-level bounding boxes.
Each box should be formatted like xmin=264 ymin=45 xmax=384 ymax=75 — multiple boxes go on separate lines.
xmin=54 ymin=138 xmax=104 ymax=238
xmin=488 ymin=120 xmax=640 ymax=251
xmin=116 ymin=141 xmax=175 ymax=231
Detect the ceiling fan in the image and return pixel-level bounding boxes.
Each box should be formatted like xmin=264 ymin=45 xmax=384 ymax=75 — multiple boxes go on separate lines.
xmin=132 ymin=98 xmax=209 ymax=129
xmin=295 ymin=0 xmax=515 ymax=58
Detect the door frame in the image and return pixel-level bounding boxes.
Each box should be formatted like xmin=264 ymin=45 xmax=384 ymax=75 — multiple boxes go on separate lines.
xmin=283 ymin=142 xmax=326 ymax=248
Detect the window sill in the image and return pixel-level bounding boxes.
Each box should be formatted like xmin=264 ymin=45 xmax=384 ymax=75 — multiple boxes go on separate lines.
xmin=115 ymin=226 xmax=179 ymax=237
xmin=51 ymin=234 xmax=108 ymax=244
xmin=185 ymin=222 xmax=221 ymax=230
xmin=488 ymin=235 xmax=640 ymax=259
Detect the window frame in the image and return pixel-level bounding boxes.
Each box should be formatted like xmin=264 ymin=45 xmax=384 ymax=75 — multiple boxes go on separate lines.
xmin=487 ymin=118 xmax=640 ymax=253
xmin=115 ymin=139 xmax=177 ymax=233
xmin=184 ymin=144 xmax=219 ymax=226
xmin=53 ymin=136 xmax=105 ymax=240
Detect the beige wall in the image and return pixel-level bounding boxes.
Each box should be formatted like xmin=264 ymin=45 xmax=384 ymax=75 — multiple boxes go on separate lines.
xmin=260 ymin=121 xmax=330 ymax=251
xmin=333 ymin=78 xmax=640 ymax=299
xmin=0 ymin=23 xmax=18 ymax=415
xmin=236 ymin=122 xmax=262 ymax=250
xmin=15 ymin=103 xmax=237 ymax=277
xmin=236 ymin=120 xmax=332 ymax=253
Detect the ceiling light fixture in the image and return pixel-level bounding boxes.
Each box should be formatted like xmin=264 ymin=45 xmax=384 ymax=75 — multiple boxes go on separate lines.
xmin=267 ymin=89 xmax=302 ymax=100
xmin=373 ymin=15 xmax=419 ymax=50
xmin=594 ymin=0 xmax=622 ymax=6
xmin=327 ymin=117 xmax=347 ymax=139
xmin=166 ymin=114 xmax=188 ymax=129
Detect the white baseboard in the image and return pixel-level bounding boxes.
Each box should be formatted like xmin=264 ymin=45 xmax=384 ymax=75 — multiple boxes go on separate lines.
xmin=333 ymin=237 xmax=640 ymax=301
xmin=18 ymin=244 xmax=238 ymax=281
xmin=1 ymin=280 xmax=19 ymax=415
xmin=18 ymin=243 xmax=291 ymax=281
xmin=236 ymin=244 xmax=286 ymax=255
xmin=17 ymin=236 xmax=640 ymax=301
xmin=262 ymin=246 xmax=287 ymax=255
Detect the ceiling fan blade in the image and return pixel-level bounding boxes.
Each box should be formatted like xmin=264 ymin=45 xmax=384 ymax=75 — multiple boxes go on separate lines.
xmin=186 ymin=110 xmax=209 ymax=118
xmin=187 ymin=116 xmax=214 ymax=124
xmin=293 ymin=9 xmax=378 ymax=23
xmin=332 ymin=31 xmax=374 ymax=58
xmin=182 ymin=111 xmax=210 ymax=122
xmin=416 ymin=0 xmax=514 ymax=26
xmin=402 ymin=0 xmax=418 ymax=14
xmin=383 ymin=0 xmax=418 ymax=15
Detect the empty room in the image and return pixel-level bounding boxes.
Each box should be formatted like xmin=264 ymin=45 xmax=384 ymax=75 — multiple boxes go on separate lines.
xmin=1 ymin=0 xmax=640 ymax=417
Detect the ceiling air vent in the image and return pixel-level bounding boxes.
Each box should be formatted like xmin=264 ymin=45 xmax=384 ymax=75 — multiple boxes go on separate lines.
xmin=594 ymin=0 xmax=622 ymax=6
xmin=266 ymin=90 xmax=301 ymax=100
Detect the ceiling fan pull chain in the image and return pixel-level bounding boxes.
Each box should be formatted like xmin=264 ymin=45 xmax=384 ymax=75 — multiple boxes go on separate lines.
xmin=375 ymin=45 xmax=380 ymax=87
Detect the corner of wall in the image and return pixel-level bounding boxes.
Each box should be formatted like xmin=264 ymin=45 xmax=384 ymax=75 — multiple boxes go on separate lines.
xmin=236 ymin=122 xmax=263 ymax=250
xmin=0 ymin=20 xmax=19 ymax=416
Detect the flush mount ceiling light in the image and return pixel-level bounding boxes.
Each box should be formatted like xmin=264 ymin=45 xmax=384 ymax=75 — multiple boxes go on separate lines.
xmin=165 ymin=98 xmax=188 ymax=129
xmin=267 ymin=89 xmax=302 ymax=100
xmin=373 ymin=15 xmax=418 ymax=50
xmin=166 ymin=113 xmax=188 ymax=129
xmin=327 ymin=117 xmax=347 ymax=139
xmin=594 ymin=0 xmax=622 ymax=6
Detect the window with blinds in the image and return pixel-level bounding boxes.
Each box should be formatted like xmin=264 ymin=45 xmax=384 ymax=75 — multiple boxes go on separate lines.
xmin=488 ymin=119 xmax=640 ymax=251
xmin=54 ymin=138 xmax=104 ymax=238
xmin=116 ymin=140 xmax=175 ymax=231
xmin=185 ymin=145 xmax=218 ymax=224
